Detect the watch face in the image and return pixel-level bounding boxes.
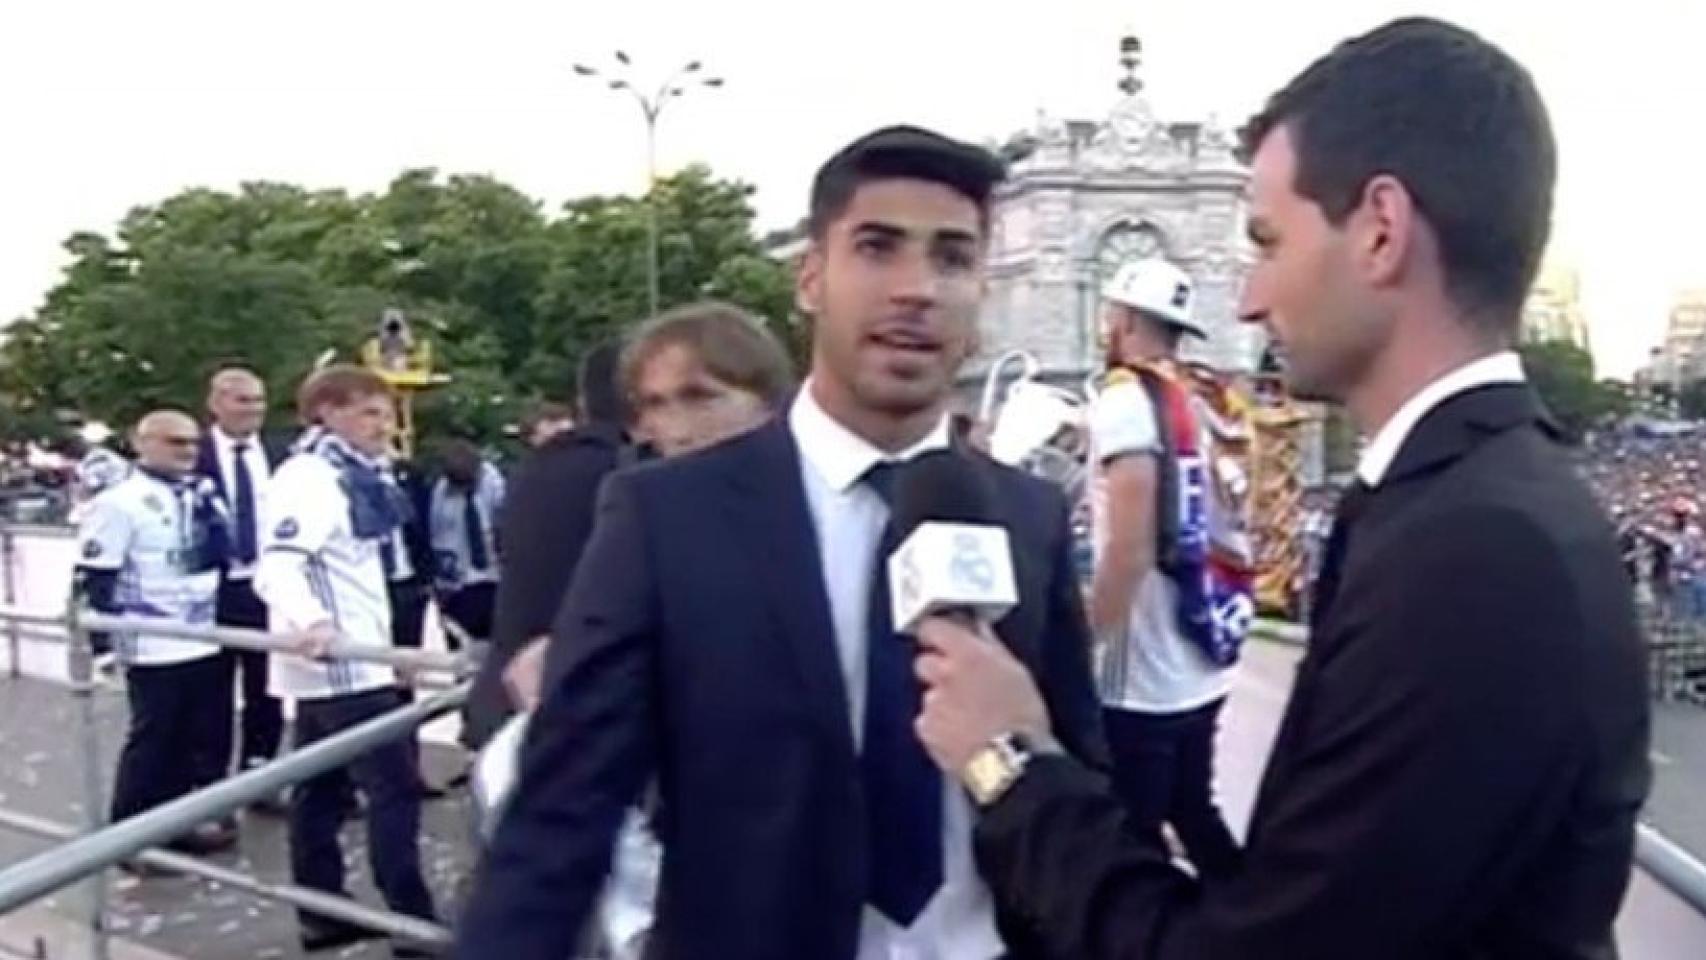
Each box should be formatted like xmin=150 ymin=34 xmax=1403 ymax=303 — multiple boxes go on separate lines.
xmin=964 ymin=733 xmax=1033 ymax=806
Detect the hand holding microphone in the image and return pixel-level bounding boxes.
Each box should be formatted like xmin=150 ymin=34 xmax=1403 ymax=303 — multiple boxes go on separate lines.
xmin=886 ymin=452 xmax=1054 ymax=775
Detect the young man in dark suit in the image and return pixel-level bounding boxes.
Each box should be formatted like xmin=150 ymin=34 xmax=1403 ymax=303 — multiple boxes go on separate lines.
xmin=461 ymin=342 xmax=632 ymax=751
xmin=912 ymin=18 xmax=1651 ymax=960
xmin=196 ymin=366 xmax=284 ymax=818
xmin=454 ymin=126 xmax=1106 ymax=960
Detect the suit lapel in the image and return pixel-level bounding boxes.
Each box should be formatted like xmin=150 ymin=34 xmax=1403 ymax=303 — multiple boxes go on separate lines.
xmin=725 ymin=420 xmax=856 ymax=759
xmin=1380 ymin=383 xmax=1556 ymax=487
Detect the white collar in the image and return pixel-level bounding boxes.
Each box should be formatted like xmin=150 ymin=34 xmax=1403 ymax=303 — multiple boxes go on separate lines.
xmin=211 ymin=425 xmax=258 ymax=452
xmin=1357 ymin=351 xmax=1525 ymax=487
xmin=788 ymin=379 xmax=952 ymax=493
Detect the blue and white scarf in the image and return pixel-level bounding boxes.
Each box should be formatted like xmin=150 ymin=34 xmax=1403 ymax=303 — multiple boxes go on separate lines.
xmin=309 ymin=433 xmax=403 ymax=542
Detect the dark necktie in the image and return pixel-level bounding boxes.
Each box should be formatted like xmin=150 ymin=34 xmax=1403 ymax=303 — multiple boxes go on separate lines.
xmin=464 ymin=481 xmax=490 ymax=572
xmin=232 ymin=442 xmax=258 ymax=564
xmin=1310 ymin=478 xmax=1373 ymax=629
xmin=859 ymin=460 xmax=942 ymax=926
xmin=381 ymin=531 xmax=400 ymax=581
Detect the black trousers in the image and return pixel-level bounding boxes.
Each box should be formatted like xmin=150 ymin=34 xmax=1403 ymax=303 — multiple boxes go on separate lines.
xmin=440 ymin=581 xmax=497 ymax=649
xmin=1103 ymin=698 xmax=1241 ymax=881
xmin=389 ymin=578 xmax=428 ymax=652
xmin=290 ymin=688 xmax=436 ymax=927
xmin=111 ymin=655 xmax=230 ymax=826
xmin=215 ymin=577 xmax=282 ymax=771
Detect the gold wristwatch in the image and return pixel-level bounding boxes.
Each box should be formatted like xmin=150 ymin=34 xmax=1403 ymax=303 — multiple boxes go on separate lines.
xmin=961 ymin=732 xmax=1039 ymax=807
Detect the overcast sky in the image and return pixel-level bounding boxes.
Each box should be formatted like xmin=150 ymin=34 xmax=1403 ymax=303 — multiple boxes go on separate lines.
xmin=3 ymin=0 xmax=1700 ymax=376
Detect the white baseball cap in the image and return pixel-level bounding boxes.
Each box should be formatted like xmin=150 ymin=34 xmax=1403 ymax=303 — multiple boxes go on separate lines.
xmin=1102 ymin=258 xmax=1207 ymax=339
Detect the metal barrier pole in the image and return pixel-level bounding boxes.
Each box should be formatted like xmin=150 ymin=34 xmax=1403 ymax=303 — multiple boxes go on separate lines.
xmin=78 ymin=612 xmax=463 ymax=673
xmin=63 ymin=597 xmax=110 ymax=960
xmin=1637 ymin=823 xmax=1706 ymax=918
xmin=2 ymin=527 xmax=18 ymax=678
xmin=0 ymin=683 xmax=468 ymax=920
xmin=0 ymin=809 xmax=451 ymax=945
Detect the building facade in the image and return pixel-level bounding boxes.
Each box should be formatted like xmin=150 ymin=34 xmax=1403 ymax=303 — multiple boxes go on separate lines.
xmin=970 ymin=37 xmax=1260 ymax=386
xmin=1521 ymin=262 xmax=1591 ymax=350
xmin=1641 ymin=289 xmax=1706 ymax=389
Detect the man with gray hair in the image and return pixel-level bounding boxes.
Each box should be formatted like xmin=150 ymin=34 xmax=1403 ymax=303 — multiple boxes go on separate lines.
xmin=196 ymin=366 xmax=284 ymax=795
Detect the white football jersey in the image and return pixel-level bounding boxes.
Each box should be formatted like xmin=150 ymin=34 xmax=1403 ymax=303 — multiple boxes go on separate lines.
xmin=76 ymin=471 xmax=219 ymax=666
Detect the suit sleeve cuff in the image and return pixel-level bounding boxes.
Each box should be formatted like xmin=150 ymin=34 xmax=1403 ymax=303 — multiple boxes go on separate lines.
xmin=979 ymin=752 xmax=1105 ymax=827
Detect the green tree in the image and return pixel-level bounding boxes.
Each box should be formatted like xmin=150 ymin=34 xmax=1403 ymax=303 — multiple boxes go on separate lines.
xmin=1 ymin=165 xmax=795 ymax=448
xmin=532 ymin=164 xmax=798 ymax=386
xmin=1519 ymin=338 xmax=1616 ymax=440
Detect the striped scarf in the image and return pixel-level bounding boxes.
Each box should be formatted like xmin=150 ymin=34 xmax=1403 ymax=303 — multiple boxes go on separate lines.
xmin=310 ymin=433 xmax=403 ymax=542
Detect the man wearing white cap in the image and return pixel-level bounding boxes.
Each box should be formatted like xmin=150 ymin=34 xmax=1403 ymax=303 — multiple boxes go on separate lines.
xmin=1085 ymin=256 xmax=1240 ymax=879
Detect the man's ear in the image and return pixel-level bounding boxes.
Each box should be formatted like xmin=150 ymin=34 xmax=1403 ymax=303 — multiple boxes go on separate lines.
xmin=1357 ymin=173 xmax=1416 ymax=289
xmin=795 ymin=243 xmax=824 ymax=317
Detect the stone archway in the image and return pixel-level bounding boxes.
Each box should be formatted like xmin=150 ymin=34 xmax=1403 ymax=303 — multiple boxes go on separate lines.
xmin=1072 ymin=219 xmax=1174 ymax=361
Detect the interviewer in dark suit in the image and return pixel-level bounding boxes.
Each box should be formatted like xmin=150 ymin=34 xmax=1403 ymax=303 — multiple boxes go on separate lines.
xmin=912 ymin=18 xmax=1650 ymax=960
xmin=454 ymin=125 xmax=1106 ymax=960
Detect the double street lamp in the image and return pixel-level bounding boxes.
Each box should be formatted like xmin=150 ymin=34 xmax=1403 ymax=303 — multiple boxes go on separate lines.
xmin=573 ymin=52 xmax=724 ymax=320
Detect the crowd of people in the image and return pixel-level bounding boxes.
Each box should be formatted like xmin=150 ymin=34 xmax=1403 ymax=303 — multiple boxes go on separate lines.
xmin=1581 ymin=428 xmax=1706 ymax=619
xmin=34 ymin=14 xmax=1662 ymax=960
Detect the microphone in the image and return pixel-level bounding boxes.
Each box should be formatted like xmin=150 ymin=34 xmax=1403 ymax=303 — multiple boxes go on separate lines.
xmin=886 ymin=450 xmax=1019 ymax=634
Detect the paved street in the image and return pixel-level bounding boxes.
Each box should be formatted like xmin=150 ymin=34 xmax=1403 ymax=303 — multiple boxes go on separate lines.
xmin=0 ymin=674 xmax=474 ymax=960
xmin=1648 ymin=701 xmax=1706 ymax=858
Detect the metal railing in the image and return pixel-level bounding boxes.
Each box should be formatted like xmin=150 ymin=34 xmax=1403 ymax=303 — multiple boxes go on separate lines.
xmin=0 ymin=596 xmax=468 ymax=957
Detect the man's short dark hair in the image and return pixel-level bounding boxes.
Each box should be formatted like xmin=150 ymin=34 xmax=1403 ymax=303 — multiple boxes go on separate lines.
xmin=808 ymin=125 xmax=1006 ymax=239
xmin=1240 ymin=17 xmax=1555 ymax=339
xmin=577 ymin=341 xmax=627 ymax=427
xmin=520 ymin=401 xmax=573 ymax=437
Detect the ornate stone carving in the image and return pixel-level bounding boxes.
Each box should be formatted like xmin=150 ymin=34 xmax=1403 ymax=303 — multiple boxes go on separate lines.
xmin=1083 ymin=95 xmax=1188 ymax=174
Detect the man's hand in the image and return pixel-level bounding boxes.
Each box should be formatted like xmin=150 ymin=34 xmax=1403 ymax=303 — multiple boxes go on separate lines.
xmin=914 ymin=617 xmax=1052 ymax=776
xmin=290 ymin=621 xmax=337 ymax=661
xmin=503 ymin=635 xmax=550 ymax=711
xmin=395 ymin=661 xmax=422 ymax=689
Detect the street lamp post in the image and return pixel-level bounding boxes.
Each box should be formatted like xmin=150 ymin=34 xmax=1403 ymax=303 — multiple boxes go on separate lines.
xmin=573 ymin=53 xmax=724 ymax=320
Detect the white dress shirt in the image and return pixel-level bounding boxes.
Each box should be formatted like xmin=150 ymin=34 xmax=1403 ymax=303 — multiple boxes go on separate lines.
xmin=789 ymin=383 xmax=1003 ymax=960
xmin=428 ymin=462 xmax=506 ymax=589
xmin=1357 ymin=351 xmax=1526 ymax=488
xmin=210 ymin=425 xmax=272 ymax=580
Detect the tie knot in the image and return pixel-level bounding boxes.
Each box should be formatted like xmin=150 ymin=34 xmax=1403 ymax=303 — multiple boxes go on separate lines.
xmin=233 ymin=441 xmax=249 ymax=454
xmin=860 ymin=461 xmax=900 ymax=506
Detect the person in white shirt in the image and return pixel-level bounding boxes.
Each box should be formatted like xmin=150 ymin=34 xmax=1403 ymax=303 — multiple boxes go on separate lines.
xmin=75 ymin=410 xmax=233 ymax=856
xmin=73 ymin=443 xmax=131 ymax=505
xmin=253 ymin=365 xmax=437 ymax=954
xmin=1084 ymin=257 xmax=1240 ymax=880
xmin=197 ymin=367 xmax=284 ymax=792
xmin=427 ymin=439 xmax=505 ymax=650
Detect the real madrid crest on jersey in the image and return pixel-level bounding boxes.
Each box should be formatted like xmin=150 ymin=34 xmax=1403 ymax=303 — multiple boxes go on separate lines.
xmin=143 ymin=493 xmax=164 ymax=514
xmin=275 ymin=518 xmax=300 ymax=541
xmin=82 ymin=540 xmax=102 ymax=560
